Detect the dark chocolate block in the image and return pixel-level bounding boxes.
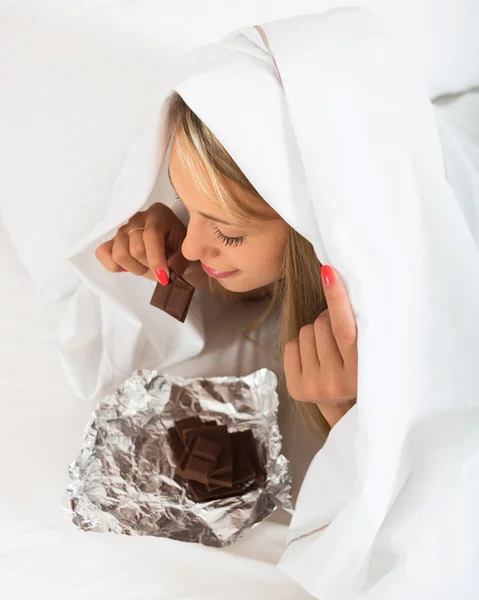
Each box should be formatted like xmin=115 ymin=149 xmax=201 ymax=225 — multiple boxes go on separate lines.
xmin=181 ymin=455 xmax=215 ymax=485
xmin=183 ymin=424 xmax=229 ymax=445
xmin=231 ymin=432 xmax=256 ymax=484
xmin=191 ymin=437 xmax=222 ymax=463
xmin=174 ymin=417 xmax=203 ymax=444
xmin=184 ymin=425 xmax=230 ymax=450
xmin=233 ymin=430 xmax=265 ymax=484
xmin=207 ymin=469 xmax=233 ymax=489
xmin=175 ymin=434 xmax=219 ymax=485
xmin=185 ymin=426 xmax=233 ymax=477
xmin=150 ymin=270 xmax=195 ymax=323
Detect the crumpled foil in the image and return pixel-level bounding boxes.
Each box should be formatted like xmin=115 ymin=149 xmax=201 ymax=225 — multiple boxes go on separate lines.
xmin=66 ymin=368 xmax=292 ymax=547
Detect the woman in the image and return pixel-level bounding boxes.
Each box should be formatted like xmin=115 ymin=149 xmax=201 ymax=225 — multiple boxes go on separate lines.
xmin=95 ymin=92 xmax=358 ymax=435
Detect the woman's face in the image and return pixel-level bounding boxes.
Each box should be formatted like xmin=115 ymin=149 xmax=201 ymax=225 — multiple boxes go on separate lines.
xmin=168 ymin=137 xmax=288 ymax=293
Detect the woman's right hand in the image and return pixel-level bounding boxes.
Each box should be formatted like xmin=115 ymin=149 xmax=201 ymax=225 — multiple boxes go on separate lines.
xmin=95 ymin=202 xmax=189 ymax=284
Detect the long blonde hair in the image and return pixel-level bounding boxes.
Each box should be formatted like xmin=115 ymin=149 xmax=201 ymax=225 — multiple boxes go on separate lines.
xmin=166 ymin=92 xmax=331 ymax=439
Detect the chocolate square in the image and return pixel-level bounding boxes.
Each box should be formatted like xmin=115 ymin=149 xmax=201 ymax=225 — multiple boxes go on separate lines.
xmin=207 ymin=469 xmax=233 ymax=489
xmin=231 ymin=433 xmax=256 ymax=484
xmin=181 ymin=455 xmax=215 ymax=485
xmin=232 ymin=430 xmax=265 ymax=484
xmin=174 ymin=417 xmax=203 ymax=444
xmin=150 ymin=270 xmax=195 ymax=323
xmin=185 ymin=426 xmax=232 ymax=476
xmin=191 ymin=436 xmax=222 ymax=463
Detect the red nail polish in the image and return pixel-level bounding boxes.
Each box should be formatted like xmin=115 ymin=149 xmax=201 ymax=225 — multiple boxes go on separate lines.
xmin=321 ymin=265 xmax=334 ymax=286
xmin=156 ymin=269 xmax=169 ymax=286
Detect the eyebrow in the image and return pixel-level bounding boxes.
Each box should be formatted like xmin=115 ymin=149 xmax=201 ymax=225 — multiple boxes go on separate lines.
xmin=168 ymin=166 xmax=235 ymax=227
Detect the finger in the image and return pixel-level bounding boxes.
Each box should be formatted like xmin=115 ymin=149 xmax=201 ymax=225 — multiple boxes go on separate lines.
xmin=111 ymin=231 xmax=149 ymax=276
xmin=298 ymin=324 xmax=320 ymax=375
xmin=143 ymin=269 xmax=157 ymax=282
xmin=95 ymin=240 xmax=123 ymax=272
xmin=313 ymin=311 xmax=344 ymax=366
xmin=143 ymin=207 xmax=170 ymax=285
xmin=321 ymin=265 xmax=358 ymax=362
xmin=283 ymin=338 xmax=302 ymax=399
xmin=127 ymin=228 xmax=150 ymax=269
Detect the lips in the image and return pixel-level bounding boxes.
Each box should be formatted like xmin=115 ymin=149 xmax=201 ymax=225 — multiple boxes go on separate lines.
xmin=200 ymin=262 xmax=239 ymax=279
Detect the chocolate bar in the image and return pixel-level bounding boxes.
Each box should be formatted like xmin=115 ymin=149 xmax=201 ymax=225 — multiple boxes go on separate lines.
xmin=167 ymin=417 xmax=264 ymax=503
xmin=150 ymin=270 xmax=195 ymax=323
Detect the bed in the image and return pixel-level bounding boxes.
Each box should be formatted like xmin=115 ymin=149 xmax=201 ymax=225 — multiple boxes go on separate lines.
xmin=1 ymin=1 xmax=477 ymax=597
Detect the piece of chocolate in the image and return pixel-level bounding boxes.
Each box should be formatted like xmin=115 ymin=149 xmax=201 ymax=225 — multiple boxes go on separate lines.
xmin=233 ymin=430 xmax=265 ymax=484
xmin=174 ymin=417 xmax=203 ymax=444
xmin=191 ymin=436 xmax=222 ymax=463
xmin=150 ymin=270 xmax=195 ymax=323
xmin=207 ymin=469 xmax=233 ymax=489
xmin=175 ymin=434 xmax=220 ymax=485
xmin=182 ymin=422 xmax=223 ymax=444
xmin=181 ymin=455 xmax=215 ymax=485
xmin=184 ymin=425 xmax=229 ymax=450
xmin=185 ymin=426 xmax=233 ymax=476
xmin=231 ymin=432 xmax=256 ymax=484
xmin=180 ymin=426 xmax=232 ymax=486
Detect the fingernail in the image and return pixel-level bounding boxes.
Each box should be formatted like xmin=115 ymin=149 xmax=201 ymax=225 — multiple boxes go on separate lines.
xmin=321 ymin=265 xmax=334 ymax=286
xmin=156 ymin=268 xmax=169 ymax=286
xmin=121 ymin=268 xmax=128 ymax=272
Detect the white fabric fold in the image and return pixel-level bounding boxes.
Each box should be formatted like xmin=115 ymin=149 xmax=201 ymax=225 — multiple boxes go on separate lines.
xmin=63 ymin=116 xmax=205 ymax=400
xmin=64 ymin=6 xmax=479 ymax=597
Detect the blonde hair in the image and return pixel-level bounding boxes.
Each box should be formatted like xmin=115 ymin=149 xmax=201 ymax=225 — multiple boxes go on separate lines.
xmin=166 ymin=92 xmax=331 ymax=439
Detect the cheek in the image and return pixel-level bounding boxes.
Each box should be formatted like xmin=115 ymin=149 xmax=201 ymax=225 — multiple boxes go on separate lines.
xmin=233 ymin=242 xmax=284 ymax=277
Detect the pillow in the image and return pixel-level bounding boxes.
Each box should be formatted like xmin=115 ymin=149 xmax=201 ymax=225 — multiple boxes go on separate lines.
xmin=0 ymin=0 xmax=477 ymax=305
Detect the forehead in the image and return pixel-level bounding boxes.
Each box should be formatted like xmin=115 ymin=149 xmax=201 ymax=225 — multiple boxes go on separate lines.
xmin=169 ymin=134 xmax=281 ymax=223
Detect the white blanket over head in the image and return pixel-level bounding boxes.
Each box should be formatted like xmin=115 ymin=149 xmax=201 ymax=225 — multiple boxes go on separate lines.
xmin=69 ymin=7 xmax=479 ymax=599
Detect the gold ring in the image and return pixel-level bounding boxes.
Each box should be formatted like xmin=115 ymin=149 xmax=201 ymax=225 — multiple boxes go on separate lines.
xmin=127 ymin=227 xmax=145 ymax=237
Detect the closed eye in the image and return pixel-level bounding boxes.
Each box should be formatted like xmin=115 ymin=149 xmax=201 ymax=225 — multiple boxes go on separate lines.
xmin=213 ymin=227 xmax=245 ymax=247
xmin=173 ymin=190 xmax=245 ymax=247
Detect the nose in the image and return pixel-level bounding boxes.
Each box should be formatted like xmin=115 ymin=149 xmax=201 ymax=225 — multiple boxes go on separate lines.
xmin=181 ymin=218 xmax=220 ymax=263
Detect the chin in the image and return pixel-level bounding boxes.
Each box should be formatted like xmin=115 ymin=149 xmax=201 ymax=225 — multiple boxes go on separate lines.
xmin=217 ymin=275 xmax=275 ymax=294
xmin=216 ymin=279 xmax=254 ymax=293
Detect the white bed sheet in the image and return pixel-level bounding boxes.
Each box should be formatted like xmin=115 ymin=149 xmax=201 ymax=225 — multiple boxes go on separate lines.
xmin=0 ymin=221 xmax=320 ymax=600
xmin=2 ymin=83 xmax=476 ymax=600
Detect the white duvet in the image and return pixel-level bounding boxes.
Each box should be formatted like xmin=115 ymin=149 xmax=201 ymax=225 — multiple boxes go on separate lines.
xmin=1 ymin=2 xmax=479 ymax=599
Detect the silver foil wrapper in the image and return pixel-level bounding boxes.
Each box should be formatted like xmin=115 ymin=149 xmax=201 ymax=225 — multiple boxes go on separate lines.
xmin=66 ymin=368 xmax=292 ymax=547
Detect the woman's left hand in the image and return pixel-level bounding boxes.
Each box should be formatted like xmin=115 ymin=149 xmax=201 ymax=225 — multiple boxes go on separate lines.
xmin=284 ymin=265 xmax=358 ymax=427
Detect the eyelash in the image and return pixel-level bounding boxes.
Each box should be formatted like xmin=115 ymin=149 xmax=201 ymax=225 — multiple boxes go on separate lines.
xmin=214 ymin=227 xmax=245 ymax=247
xmin=173 ymin=190 xmax=245 ymax=247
